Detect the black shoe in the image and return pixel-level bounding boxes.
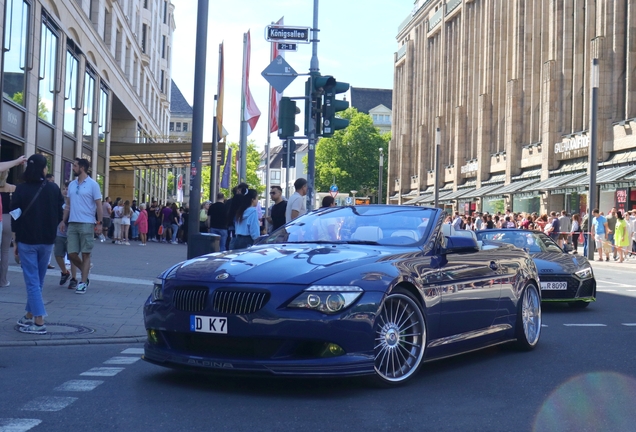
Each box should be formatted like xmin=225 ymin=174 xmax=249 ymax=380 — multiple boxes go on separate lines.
xmin=606 ymin=257 xmax=609 ymax=261
xmin=613 ymin=256 xmax=618 ymax=261
xmin=68 ymin=278 xmax=78 ymax=290
xmin=59 ymin=272 xmax=71 ymax=286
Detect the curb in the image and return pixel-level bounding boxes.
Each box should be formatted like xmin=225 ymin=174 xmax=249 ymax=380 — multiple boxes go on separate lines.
xmin=0 ymin=335 xmax=147 ymax=348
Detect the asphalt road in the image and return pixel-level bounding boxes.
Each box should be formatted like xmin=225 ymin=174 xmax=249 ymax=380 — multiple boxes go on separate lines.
xmin=1 ymin=265 xmax=635 ymax=432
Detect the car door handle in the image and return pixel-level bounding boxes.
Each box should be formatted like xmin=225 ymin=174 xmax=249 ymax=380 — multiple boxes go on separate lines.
xmin=489 ymin=261 xmax=498 ymax=271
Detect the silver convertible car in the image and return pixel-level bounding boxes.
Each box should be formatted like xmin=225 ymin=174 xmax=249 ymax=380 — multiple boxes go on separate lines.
xmin=144 ymin=206 xmax=542 ymax=386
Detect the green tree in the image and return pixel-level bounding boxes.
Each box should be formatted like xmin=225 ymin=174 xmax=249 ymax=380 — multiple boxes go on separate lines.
xmin=167 ymin=171 xmax=175 ymax=196
xmin=11 ymin=92 xmax=48 ymax=119
xmin=204 ymin=140 xmax=264 ymax=200
xmin=312 ymin=108 xmax=390 ymax=202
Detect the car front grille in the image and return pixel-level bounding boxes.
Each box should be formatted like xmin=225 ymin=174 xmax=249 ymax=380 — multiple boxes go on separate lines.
xmin=212 ymin=289 xmax=270 ymax=315
xmin=540 ymin=275 xmax=591 ymax=299
xmin=172 ymin=287 xmax=208 ymax=312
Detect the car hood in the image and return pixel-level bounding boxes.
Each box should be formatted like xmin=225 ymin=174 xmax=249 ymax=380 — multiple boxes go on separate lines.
xmin=532 ymin=252 xmax=590 ymax=274
xmin=167 ymin=244 xmax=392 ymax=284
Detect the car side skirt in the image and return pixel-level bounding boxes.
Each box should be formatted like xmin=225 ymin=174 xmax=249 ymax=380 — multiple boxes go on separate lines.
xmin=427 ymin=324 xmax=513 ymax=349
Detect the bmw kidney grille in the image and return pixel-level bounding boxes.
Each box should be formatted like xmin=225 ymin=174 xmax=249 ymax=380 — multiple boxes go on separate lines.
xmin=172 ymin=288 xmax=208 ymax=312
xmin=212 ymin=289 xmax=270 ymax=315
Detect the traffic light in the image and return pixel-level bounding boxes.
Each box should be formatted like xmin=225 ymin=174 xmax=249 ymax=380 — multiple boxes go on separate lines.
xmin=278 ymin=97 xmax=300 ymax=139
xmin=282 ymin=139 xmax=296 ymax=168
xmin=322 ymin=77 xmax=350 ymax=137
xmin=304 ymin=77 xmax=322 ymax=136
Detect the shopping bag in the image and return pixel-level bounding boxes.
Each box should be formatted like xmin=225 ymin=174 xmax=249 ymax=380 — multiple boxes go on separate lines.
xmin=578 ymin=232 xmax=584 ymax=244
xmin=158 ymin=225 xmax=164 ymax=235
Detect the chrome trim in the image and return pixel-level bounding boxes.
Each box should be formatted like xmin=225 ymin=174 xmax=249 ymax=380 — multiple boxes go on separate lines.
xmin=427 ymin=324 xmax=513 ymax=348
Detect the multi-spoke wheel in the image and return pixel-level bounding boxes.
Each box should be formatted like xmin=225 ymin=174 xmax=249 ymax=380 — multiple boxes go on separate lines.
xmin=514 ymin=283 xmax=541 ymax=350
xmin=372 ymin=289 xmax=426 ymax=386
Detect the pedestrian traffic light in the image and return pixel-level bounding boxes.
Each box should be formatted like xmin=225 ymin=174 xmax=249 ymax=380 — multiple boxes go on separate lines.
xmin=282 ymin=139 xmax=296 ymax=168
xmin=278 ymin=97 xmax=300 ymax=139
xmin=322 ymin=77 xmax=350 ymax=137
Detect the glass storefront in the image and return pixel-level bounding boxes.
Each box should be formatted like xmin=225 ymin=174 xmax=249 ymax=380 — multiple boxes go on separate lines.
xmin=64 ymin=49 xmax=80 ymax=136
xmin=482 ymin=197 xmax=505 ymax=214
xmin=38 ymin=16 xmax=58 ymax=124
xmin=3 ymin=0 xmax=31 ymax=105
xmin=512 ymin=194 xmax=540 ymax=214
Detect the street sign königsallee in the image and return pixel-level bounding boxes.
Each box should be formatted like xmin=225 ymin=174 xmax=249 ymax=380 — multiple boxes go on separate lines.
xmin=277 ymin=43 xmax=298 ymax=51
xmin=265 ymin=26 xmax=310 ymax=43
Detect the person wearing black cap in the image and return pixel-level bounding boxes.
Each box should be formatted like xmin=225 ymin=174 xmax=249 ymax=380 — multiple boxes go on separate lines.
xmin=12 ymin=154 xmax=64 ymax=335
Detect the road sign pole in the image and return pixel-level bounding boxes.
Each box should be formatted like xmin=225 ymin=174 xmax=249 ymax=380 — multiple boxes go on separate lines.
xmin=306 ymin=0 xmax=320 ymax=211
xmin=286 ymin=138 xmax=291 ymax=198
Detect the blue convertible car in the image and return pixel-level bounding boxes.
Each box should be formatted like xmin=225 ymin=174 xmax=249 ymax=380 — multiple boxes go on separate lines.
xmin=143 ymin=205 xmax=541 ymax=386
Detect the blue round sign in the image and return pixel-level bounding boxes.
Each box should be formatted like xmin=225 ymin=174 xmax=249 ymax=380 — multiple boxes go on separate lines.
xmin=330 ymin=184 xmax=338 ymax=193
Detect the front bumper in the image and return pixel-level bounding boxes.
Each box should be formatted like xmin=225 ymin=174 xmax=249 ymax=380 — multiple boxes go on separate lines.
xmin=143 ymin=289 xmax=384 ymax=377
xmin=539 ymin=275 xmax=596 ymax=302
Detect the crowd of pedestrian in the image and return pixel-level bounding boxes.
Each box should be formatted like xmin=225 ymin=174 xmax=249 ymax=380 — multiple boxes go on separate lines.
xmin=448 ymin=207 xmax=636 ymax=262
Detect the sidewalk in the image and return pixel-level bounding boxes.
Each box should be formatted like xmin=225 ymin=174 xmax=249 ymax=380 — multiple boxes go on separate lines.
xmin=0 ymin=239 xmax=187 ymax=347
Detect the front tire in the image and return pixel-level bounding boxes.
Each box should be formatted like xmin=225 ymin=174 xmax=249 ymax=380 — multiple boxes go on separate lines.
xmin=371 ymin=288 xmax=426 ymax=386
xmin=514 ymin=283 xmax=541 ymax=350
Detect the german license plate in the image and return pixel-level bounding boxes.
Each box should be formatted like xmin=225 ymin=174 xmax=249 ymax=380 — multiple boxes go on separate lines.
xmin=541 ymin=281 xmax=567 ymax=290
xmin=190 ymin=315 xmax=227 ymax=334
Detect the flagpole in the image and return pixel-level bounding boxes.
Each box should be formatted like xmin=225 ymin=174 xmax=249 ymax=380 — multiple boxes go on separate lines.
xmin=239 ymin=33 xmax=248 ymax=183
xmin=210 ymin=94 xmax=218 ymax=201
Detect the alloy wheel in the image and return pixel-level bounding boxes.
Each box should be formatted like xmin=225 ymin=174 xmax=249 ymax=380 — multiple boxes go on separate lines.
xmin=522 ymin=285 xmax=541 ymax=346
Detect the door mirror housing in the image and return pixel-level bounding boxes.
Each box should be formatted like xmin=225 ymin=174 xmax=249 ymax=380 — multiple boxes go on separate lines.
xmin=441 ymin=236 xmax=479 ymax=254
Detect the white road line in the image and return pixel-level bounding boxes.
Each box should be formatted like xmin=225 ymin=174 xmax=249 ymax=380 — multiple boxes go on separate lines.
xmin=121 ymin=348 xmax=144 ymax=355
xmin=563 ymin=324 xmax=607 ymax=327
xmin=541 ymin=325 xmax=548 ymax=327
xmin=8 ymin=267 xmax=153 ymax=286
xmin=596 ymin=280 xmax=633 ymax=287
xmin=80 ymin=367 xmax=125 ymax=377
xmin=54 ymin=380 xmax=104 ymax=392
xmin=21 ymin=396 xmax=77 ymax=412
xmin=622 ymin=323 xmax=636 ymax=326
xmin=628 ymin=290 xmax=636 ymax=292
xmin=597 ymin=289 xmax=618 ymax=292
xmin=104 ymin=356 xmax=141 ymax=365
xmin=0 ymin=418 xmax=42 ymax=432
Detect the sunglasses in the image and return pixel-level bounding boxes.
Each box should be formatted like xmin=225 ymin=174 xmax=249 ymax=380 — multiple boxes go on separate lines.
xmin=269 ymin=191 xmax=277 ymax=195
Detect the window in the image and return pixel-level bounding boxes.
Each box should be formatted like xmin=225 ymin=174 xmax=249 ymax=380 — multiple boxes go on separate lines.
xmin=64 ymin=48 xmax=80 ymax=135
xmin=271 ymin=170 xmax=281 ymax=181
xmin=83 ymin=69 xmax=96 ymax=147
xmin=142 ymin=24 xmax=147 ymax=53
xmin=169 ymin=122 xmax=174 ymax=131
xmin=182 ymin=122 xmax=188 ymax=132
xmin=372 ymin=114 xmax=378 ymax=123
xmin=3 ymin=0 xmax=31 ymax=106
xmin=98 ymin=85 xmax=109 ymax=156
xmin=175 ymin=122 xmax=181 ymax=132
xmin=162 ymin=35 xmax=166 ymax=58
xmin=38 ymin=17 xmax=59 ymax=124
xmin=160 ymin=70 xmax=164 ymax=92
xmin=163 ymin=1 xmax=168 ymax=24
xmin=143 ymin=0 xmax=148 ymax=9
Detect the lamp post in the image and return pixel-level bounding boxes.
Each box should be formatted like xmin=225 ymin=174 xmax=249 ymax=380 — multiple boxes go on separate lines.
xmin=433 ymin=126 xmax=441 ymax=209
xmin=587 ymin=58 xmax=599 ymax=260
xmin=378 ymin=148 xmax=384 ymax=204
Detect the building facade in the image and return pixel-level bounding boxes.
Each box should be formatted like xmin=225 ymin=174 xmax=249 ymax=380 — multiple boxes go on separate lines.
xmin=390 ymin=0 xmax=636 ymax=215
xmin=1 ymin=0 xmax=173 ymax=203
xmin=348 ymin=87 xmax=393 ymax=134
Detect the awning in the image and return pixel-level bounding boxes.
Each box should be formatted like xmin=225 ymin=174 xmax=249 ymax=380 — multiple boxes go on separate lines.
xmin=601 ymin=150 xmax=636 ymax=166
xmin=421 ymin=190 xmax=453 ymax=204
xmin=496 ymin=178 xmax=541 ymax=194
xmin=511 ymin=167 xmax=542 ymax=180
xmin=389 ymin=193 xmax=400 ymax=200
xmin=520 ymin=172 xmax=587 ymax=192
xmin=401 ymin=190 xmax=419 ymax=198
xmin=482 ymin=173 xmax=507 ymax=184
xmin=569 ymin=165 xmax=636 ymax=187
xmin=549 ymin=158 xmax=587 ymax=175
xmin=109 ymin=141 xmax=226 ymax=171
xmin=403 ymin=194 xmax=433 ymax=205
xmin=461 ymin=183 xmax=504 ymax=199
xmin=440 ymin=187 xmax=476 ymax=201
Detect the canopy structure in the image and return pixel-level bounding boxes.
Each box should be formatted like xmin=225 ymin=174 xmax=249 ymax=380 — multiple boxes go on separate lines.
xmin=108 ymin=141 xmax=226 ymax=171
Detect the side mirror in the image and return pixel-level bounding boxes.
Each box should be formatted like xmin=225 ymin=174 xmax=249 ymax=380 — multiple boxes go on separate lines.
xmin=441 ymin=236 xmax=479 ymax=254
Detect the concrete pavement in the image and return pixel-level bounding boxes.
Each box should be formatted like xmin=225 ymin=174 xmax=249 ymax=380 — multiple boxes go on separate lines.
xmin=0 ymin=238 xmax=187 ymax=347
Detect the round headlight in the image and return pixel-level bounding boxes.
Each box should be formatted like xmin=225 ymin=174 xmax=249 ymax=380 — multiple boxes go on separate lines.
xmin=326 ymin=294 xmax=345 ymax=312
xmin=307 ymin=294 xmax=321 ymax=308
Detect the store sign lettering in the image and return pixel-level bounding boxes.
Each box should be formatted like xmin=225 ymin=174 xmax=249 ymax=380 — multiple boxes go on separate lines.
xmin=461 ymin=161 xmax=478 ymax=174
xmin=554 ymin=135 xmax=589 ymax=154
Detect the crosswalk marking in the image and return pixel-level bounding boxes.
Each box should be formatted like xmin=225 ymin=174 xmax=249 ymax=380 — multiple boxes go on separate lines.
xmin=21 ymin=397 xmax=77 ymax=412
xmin=80 ymin=367 xmax=125 ymax=377
xmin=120 ymin=348 xmax=144 ymax=355
xmin=596 ymin=289 xmax=617 ymax=292
xmin=622 ymin=323 xmax=636 ymax=326
xmin=104 ymin=356 xmax=141 ymax=365
xmin=563 ymin=324 xmax=607 ymax=327
xmin=54 ymin=380 xmax=104 ymax=392
xmin=0 ymin=418 xmax=42 ymax=432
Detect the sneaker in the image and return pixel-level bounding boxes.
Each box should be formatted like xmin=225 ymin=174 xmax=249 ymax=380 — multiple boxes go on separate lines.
xmin=87 ymin=278 xmax=90 ymax=287
xmin=19 ymin=323 xmax=46 ymax=335
xmin=68 ymin=278 xmax=78 ymax=289
xmin=150 ymin=238 xmax=157 ymax=242
xmin=606 ymin=257 xmax=609 ymax=262
xmin=17 ymin=315 xmax=34 ymax=327
xmin=170 ymin=241 xmax=178 ymax=245
xmin=47 ymin=264 xmax=55 ymax=269
xmin=124 ymin=242 xmax=130 ymax=246
xmin=75 ymin=281 xmax=88 ymax=294
xmin=0 ymin=281 xmax=10 ymax=287
xmin=115 ymin=240 xmax=122 ymax=245
xmin=59 ymin=272 xmax=71 ymax=286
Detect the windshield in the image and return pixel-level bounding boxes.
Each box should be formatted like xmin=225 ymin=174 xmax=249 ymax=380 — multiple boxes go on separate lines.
xmin=265 ymin=205 xmax=436 ymax=246
xmin=475 ymin=230 xmax=564 ymax=253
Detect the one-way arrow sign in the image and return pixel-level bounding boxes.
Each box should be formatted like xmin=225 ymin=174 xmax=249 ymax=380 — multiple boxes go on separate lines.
xmin=261 ymin=55 xmax=297 ymax=94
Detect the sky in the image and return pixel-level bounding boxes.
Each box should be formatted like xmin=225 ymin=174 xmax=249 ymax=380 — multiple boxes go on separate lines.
xmin=170 ymin=0 xmax=414 ymax=149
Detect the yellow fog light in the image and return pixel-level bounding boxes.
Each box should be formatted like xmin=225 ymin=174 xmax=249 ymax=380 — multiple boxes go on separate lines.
xmin=147 ymin=329 xmax=159 ymax=345
xmin=320 ymin=343 xmax=345 ymax=358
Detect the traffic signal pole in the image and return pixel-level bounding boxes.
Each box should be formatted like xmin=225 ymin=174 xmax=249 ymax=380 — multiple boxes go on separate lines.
xmin=306 ymin=0 xmax=320 ymax=211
